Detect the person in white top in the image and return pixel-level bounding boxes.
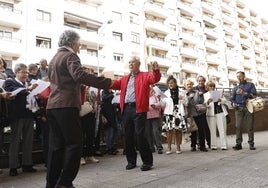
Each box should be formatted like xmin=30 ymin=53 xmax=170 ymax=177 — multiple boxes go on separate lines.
xmin=204 ymin=81 xmax=228 ymax=150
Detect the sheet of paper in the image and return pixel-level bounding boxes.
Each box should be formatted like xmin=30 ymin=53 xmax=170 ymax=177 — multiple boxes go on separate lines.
xmin=28 ymin=79 xmax=50 ymax=97
xmin=153 ymin=86 xmax=167 ymax=98
xmin=204 ymin=90 xmax=223 ymax=102
xmin=0 ymin=79 xmax=5 ymax=91
xmin=11 ymin=87 xmax=25 ymax=96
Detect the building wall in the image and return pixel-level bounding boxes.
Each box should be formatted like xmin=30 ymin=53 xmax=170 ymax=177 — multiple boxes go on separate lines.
xmin=0 ymin=0 xmax=268 ymax=88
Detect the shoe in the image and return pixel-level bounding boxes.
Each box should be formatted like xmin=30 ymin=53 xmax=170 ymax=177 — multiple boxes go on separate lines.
xmin=232 ymin=144 xmax=242 ymax=150
xmin=157 ymin=149 xmax=163 ymax=154
xmin=161 ymin=132 xmax=167 ymax=138
xmin=22 ymin=166 xmax=37 ymax=173
xmin=86 ymin=156 xmax=99 ymax=163
xmin=94 ymin=151 xmax=103 ymax=156
xmin=191 ymin=147 xmax=196 ymax=152
xmin=176 ymin=150 xmax=182 ymax=154
xmin=80 ymin=158 xmax=86 ymax=165
xmin=221 ymin=148 xmax=227 ymax=150
xmin=9 ymin=168 xmax=18 ymax=176
xmin=140 ymin=164 xmax=152 ymax=171
xmin=200 ymin=148 xmax=208 ymax=152
xmin=126 ymin=163 xmax=136 ymax=170
xmin=55 ymin=185 xmax=76 ymax=188
xmin=249 ymin=144 xmax=256 ymax=150
xmin=211 ymin=147 xmax=217 ymax=150
xmin=166 ymin=150 xmax=172 ymax=155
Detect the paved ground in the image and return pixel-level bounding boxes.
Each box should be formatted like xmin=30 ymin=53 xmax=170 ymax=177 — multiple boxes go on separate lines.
xmin=1 ymin=131 xmax=268 ymax=188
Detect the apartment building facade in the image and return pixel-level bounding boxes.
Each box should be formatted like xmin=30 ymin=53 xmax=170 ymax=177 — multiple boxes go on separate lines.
xmin=1 ymin=0 xmax=268 ymax=88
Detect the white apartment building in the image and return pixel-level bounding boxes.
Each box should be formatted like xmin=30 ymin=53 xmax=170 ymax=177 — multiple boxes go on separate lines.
xmin=1 ymin=0 xmax=268 ymax=88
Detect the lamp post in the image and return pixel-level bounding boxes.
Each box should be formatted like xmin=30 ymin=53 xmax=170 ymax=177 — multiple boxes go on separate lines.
xmin=97 ymin=20 xmax=113 ymax=76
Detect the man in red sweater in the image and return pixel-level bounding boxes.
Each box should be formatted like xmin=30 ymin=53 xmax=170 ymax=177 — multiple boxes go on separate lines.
xmin=111 ymin=56 xmax=161 ymax=171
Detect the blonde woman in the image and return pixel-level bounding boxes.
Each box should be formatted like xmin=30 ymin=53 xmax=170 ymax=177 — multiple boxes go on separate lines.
xmin=204 ymin=81 xmax=228 ymax=150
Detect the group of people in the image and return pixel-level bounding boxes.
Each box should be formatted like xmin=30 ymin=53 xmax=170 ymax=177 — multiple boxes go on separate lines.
xmin=0 ymin=29 xmax=258 ymax=188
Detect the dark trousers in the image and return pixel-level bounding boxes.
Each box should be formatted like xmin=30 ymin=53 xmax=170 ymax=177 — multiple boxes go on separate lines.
xmin=81 ymin=113 xmax=96 ymax=157
xmin=192 ymin=114 xmax=207 ymax=149
xmin=122 ymin=105 xmax=153 ymax=166
xmin=46 ymin=108 xmax=83 ymax=188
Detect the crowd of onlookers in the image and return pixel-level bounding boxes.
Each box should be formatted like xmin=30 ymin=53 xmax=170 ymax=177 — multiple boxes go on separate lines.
xmin=0 ymin=55 xmax=257 ymax=180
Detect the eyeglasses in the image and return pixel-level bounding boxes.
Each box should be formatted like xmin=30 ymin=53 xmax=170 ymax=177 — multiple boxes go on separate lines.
xmin=18 ymin=71 xmax=28 ymax=74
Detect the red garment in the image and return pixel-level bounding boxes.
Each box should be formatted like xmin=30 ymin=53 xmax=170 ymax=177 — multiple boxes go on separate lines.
xmin=80 ymin=85 xmax=87 ymax=104
xmin=39 ymin=87 xmax=50 ymax=107
xmin=111 ymin=70 xmax=161 ymax=113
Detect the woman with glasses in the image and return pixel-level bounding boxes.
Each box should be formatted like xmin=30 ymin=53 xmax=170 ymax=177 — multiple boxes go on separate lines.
xmin=204 ymin=81 xmax=228 ymax=150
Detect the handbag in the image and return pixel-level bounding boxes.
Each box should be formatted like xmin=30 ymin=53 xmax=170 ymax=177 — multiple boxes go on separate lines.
xmin=79 ymin=101 xmax=93 ymax=117
xmin=195 ymin=104 xmax=207 ymax=114
xmin=186 ymin=117 xmax=198 ymax=132
xmin=226 ymin=114 xmax=231 ymax=124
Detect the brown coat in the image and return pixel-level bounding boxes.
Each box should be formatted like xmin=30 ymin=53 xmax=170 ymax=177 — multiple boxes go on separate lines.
xmin=46 ymin=47 xmax=112 ymax=110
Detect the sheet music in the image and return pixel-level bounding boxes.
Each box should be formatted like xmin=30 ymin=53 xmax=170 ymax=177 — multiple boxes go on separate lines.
xmin=28 ymin=79 xmax=50 ymax=97
xmin=204 ymin=90 xmax=223 ymax=102
xmin=153 ymin=86 xmax=167 ymax=98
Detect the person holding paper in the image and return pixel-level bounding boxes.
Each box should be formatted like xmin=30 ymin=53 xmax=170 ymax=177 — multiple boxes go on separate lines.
xmin=3 ymin=63 xmax=38 ymax=176
xmin=204 ymin=81 xmax=228 ymax=150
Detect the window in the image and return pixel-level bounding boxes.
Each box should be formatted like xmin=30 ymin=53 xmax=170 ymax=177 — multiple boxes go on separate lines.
xmin=37 ymin=9 xmax=51 ymax=22
xmin=0 ymin=1 xmax=13 ymax=11
xmin=113 ymin=53 xmax=124 ymax=63
xmin=113 ymin=32 xmax=123 ymax=41
xmin=112 ymin=11 xmax=122 ymax=21
xmin=36 ymin=36 xmax=51 ymax=48
xmin=0 ymin=30 xmax=12 ymax=40
xmin=130 ymin=12 xmax=139 ymax=24
xmin=131 ymin=32 xmax=140 ymax=44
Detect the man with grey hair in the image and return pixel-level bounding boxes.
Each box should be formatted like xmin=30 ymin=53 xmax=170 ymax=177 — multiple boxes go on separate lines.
xmin=111 ymin=55 xmax=161 ymax=171
xmin=3 ymin=63 xmax=38 ymax=176
xmin=46 ymin=30 xmax=113 ymax=188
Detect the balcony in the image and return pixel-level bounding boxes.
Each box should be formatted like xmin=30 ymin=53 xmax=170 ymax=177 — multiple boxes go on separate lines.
xmin=206 ymin=54 xmax=222 ymax=65
xmin=145 ymin=37 xmax=170 ymax=51
xmin=204 ymin=28 xmax=221 ymax=39
xmin=180 ymin=47 xmax=199 ymax=59
xmin=203 ymin=15 xmax=220 ymax=27
xmin=144 ymin=1 xmax=170 ymax=19
xmin=222 ymin=14 xmax=236 ymax=25
xmin=144 ymin=20 xmax=171 ymax=35
xmin=237 ymin=7 xmax=249 ymax=18
xmin=229 ymin=72 xmax=242 ymax=82
xmin=181 ymin=62 xmax=203 ymax=74
xmin=64 ymin=1 xmax=103 ymax=24
xmin=0 ymin=7 xmax=23 ymax=28
xmin=256 ymin=65 xmax=266 ymax=73
xmin=207 ymin=68 xmax=223 ymax=78
xmin=63 ymin=25 xmax=100 ymax=47
xmin=224 ymin=36 xmax=238 ymax=47
xmin=146 ymin=55 xmax=172 ymax=68
xmin=243 ymin=60 xmax=254 ymax=69
xmin=0 ymin=37 xmax=22 ymax=57
xmin=177 ymin=1 xmax=196 ymax=17
xmin=179 ymin=32 xmax=199 ymax=44
xmin=238 ymin=18 xmax=249 ymax=28
xmin=178 ymin=17 xmax=196 ymax=30
xmin=205 ymin=40 xmax=221 ymax=52
xmin=202 ymin=1 xmax=218 ymax=15
xmin=226 ymin=59 xmax=242 ymax=70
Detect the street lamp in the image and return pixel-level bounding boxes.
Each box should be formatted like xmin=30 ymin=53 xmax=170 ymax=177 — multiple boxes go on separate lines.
xmin=97 ymin=20 xmax=113 ymax=76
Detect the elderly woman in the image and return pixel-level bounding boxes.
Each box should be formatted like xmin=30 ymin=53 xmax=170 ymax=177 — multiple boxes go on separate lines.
xmin=184 ymin=79 xmax=208 ymax=152
xmin=204 ymin=81 xmax=228 ymax=150
xmin=161 ymin=75 xmax=187 ymax=154
xmin=46 ymin=30 xmax=113 ymax=188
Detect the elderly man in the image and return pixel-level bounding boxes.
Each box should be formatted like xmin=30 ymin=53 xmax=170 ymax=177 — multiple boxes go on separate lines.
xmin=111 ymin=56 xmax=161 ymax=171
xmin=231 ymin=71 xmax=257 ymax=150
xmin=46 ymin=30 xmax=113 ymax=188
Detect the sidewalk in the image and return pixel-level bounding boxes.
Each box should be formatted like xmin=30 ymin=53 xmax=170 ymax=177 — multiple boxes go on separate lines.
xmin=1 ymin=131 xmax=268 ymax=188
